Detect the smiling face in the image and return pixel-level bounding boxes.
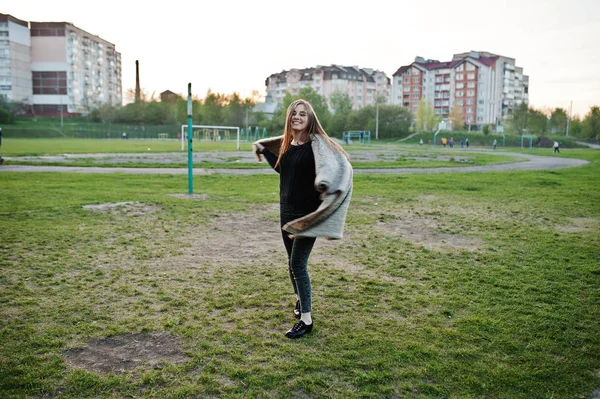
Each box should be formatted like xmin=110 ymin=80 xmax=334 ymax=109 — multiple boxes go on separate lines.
xmin=290 ymin=103 xmax=309 ymax=134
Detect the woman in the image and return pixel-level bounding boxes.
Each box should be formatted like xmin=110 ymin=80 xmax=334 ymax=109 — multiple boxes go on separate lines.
xmin=253 ymin=99 xmax=353 ymax=339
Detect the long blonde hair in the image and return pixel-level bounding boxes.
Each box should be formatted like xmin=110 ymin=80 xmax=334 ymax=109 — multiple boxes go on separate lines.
xmin=275 ymin=99 xmax=348 ymax=167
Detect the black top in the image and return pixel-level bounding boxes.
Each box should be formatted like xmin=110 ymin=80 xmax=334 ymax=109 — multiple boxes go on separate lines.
xmin=263 ymin=142 xmax=321 ymax=213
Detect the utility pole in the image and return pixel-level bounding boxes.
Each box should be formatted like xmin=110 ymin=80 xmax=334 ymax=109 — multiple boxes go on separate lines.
xmin=187 ymin=83 xmax=193 ymax=194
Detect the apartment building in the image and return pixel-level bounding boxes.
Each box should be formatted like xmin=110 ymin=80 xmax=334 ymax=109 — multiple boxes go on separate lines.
xmin=0 ymin=13 xmax=122 ymax=116
xmin=391 ymin=51 xmax=529 ymax=129
xmin=265 ymin=65 xmax=390 ymax=111
xmin=0 ymin=13 xmax=32 ymax=106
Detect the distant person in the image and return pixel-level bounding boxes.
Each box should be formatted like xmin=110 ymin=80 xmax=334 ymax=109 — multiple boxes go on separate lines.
xmin=537 ymin=136 xmax=542 ymax=148
xmin=442 ymin=137 xmax=447 ymax=147
xmin=466 ymin=138 xmax=470 ymax=148
xmin=493 ymin=139 xmax=497 ymax=150
xmin=419 ymin=138 xmax=423 ymax=147
xmin=460 ymin=139 xmax=464 ymax=148
xmin=449 ymin=137 xmax=455 ymax=148
xmin=553 ymin=141 xmax=560 ymax=153
xmin=122 ymin=132 xmax=128 ymax=139
xmin=0 ymin=127 xmax=3 ymax=164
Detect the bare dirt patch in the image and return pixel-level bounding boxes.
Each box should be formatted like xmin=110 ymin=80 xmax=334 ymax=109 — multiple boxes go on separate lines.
xmin=82 ymin=201 xmax=161 ymax=216
xmin=555 ymin=217 xmax=597 ymax=233
xmin=177 ymin=204 xmax=285 ymax=264
xmin=168 ymin=193 xmax=208 ymax=200
xmin=375 ymin=214 xmax=483 ymax=252
xmin=63 ymin=331 xmax=189 ymax=374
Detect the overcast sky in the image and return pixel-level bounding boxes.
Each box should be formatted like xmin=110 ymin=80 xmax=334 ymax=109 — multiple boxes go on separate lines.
xmin=5 ymin=0 xmax=599 ymax=117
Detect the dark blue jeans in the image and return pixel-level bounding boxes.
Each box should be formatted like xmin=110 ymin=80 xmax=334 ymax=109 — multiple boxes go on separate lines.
xmin=281 ymin=205 xmax=317 ymax=313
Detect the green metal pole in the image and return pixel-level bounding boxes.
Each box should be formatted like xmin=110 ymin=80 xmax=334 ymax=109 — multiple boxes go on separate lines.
xmin=187 ymin=83 xmax=193 ymax=194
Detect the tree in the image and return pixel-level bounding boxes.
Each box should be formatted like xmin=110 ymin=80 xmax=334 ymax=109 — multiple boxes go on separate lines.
xmin=415 ymin=100 xmax=435 ymax=131
xmin=567 ymin=115 xmax=582 ymax=137
xmin=372 ymin=105 xmax=412 ymax=139
xmin=508 ymin=103 xmax=529 ymax=135
xmin=202 ymin=90 xmax=228 ymax=125
xmin=527 ymin=108 xmax=548 ymax=135
xmin=330 ymin=92 xmax=353 ymax=115
xmin=581 ymin=106 xmax=600 ymax=140
xmin=0 ymin=97 xmax=15 ymax=124
xmin=549 ymin=107 xmax=568 ymax=134
xmin=448 ymin=104 xmax=464 ymax=130
xmin=328 ymin=92 xmax=353 ymax=137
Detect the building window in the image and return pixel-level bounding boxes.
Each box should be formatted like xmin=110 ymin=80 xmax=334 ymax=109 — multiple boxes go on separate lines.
xmin=466 ymin=63 xmax=476 ymax=71
xmin=33 ymin=71 xmax=67 ymax=95
xmin=467 ymin=73 xmax=475 ymax=80
xmin=412 ymin=93 xmax=420 ymax=99
xmin=413 ymin=77 xmax=419 ymax=83
xmin=467 ymin=82 xmax=475 ymax=88
xmin=467 ymin=99 xmax=474 ymax=105
xmin=403 ymin=86 xmax=410 ymax=92
xmin=467 ymin=108 xmax=473 ymax=114
xmin=413 ymin=101 xmax=419 ymax=107
xmin=467 ymin=90 xmax=474 ymax=97
xmin=456 ymin=83 xmax=464 ymax=89
xmin=456 ymin=99 xmax=464 ymax=106
xmin=456 ymin=64 xmax=464 ymax=72
xmin=456 ymin=91 xmax=464 ymax=97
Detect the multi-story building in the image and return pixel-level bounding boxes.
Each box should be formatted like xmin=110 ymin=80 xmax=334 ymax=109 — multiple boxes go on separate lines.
xmin=391 ymin=51 xmax=529 ymax=129
xmin=0 ymin=13 xmax=122 ymax=116
xmin=0 ymin=13 xmax=32 ymax=106
xmin=30 ymin=21 xmax=121 ymax=115
xmin=265 ymin=65 xmax=390 ymax=111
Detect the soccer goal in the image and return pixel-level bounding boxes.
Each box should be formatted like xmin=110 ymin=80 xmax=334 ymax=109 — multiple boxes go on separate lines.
xmin=180 ymin=125 xmax=241 ymax=150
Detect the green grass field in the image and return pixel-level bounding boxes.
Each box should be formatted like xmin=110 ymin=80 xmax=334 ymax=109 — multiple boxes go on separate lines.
xmin=0 ymin=146 xmax=598 ymax=398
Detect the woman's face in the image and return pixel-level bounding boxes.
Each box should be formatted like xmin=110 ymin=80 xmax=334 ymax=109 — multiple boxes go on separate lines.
xmin=290 ymin=103 xmax=309 ymax=133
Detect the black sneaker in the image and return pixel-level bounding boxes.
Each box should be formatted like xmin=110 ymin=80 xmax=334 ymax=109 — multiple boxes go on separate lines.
xmin=294 ymin=300 xmax=301 ymax=319
xmin=285 ymin=320 xmax=313 ymax=339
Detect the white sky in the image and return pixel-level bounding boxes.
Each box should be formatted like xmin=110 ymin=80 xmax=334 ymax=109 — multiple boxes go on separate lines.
xmin=4 ymin=0 xmax=600 ymax=117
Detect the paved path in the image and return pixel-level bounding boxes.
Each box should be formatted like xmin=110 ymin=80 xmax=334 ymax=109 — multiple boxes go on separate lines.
xmin=0 ymin=151 xmax=589 ymax=175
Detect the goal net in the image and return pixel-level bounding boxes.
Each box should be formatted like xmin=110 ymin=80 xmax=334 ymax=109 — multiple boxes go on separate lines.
xmin=180 ymin=125 xmax=241 ymax=150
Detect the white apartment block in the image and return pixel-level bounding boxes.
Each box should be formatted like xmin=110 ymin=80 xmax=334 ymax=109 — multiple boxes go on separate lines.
xmin=265 ymin=65 xmax=390 ymax=111
xmin=0 ymin=13 xmax=32 ymax=105
xmin=0 ymin=13 xmax=122 ymax=116
xmin=391 ymin=51 xmax=529 ymax=129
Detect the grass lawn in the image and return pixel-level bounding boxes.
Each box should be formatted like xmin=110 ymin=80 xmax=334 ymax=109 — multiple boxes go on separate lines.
xmin=0 ymin=149 xmax=598 ymax=398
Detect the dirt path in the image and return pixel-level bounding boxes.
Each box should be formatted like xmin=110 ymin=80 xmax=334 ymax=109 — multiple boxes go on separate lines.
xmin=0 ymin=150 xmax=589 ymax=175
